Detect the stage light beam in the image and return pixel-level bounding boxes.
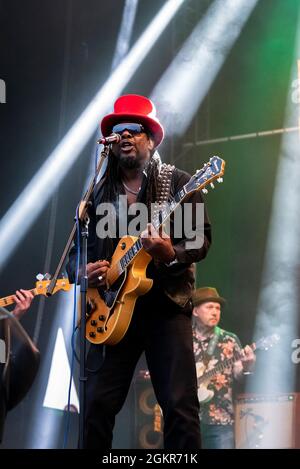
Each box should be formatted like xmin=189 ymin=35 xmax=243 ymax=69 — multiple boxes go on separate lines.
xmin=151 ymin=0 xmax=258 ymax=137
xmin=247 ymin=21 xmax=300 ymax=448
xmin=0 ymin=0 xmax=186 ymax=272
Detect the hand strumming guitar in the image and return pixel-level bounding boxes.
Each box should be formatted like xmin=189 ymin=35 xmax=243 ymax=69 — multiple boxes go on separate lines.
xmin=87 ymin=260 xmax=110 ymax=287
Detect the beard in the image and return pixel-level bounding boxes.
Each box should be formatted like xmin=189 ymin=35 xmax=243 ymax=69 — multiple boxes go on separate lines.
xmin=118 ymin=153 xmax=141 ymax=169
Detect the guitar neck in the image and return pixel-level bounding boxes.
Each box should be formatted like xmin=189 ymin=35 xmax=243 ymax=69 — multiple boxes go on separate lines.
xmin=198 ymin=351 xmax=241 ymax=384
xmin=116 ymin=156 xmax=225 ymax=275
xmin=0 ymin=288 xmax=38 ymax=308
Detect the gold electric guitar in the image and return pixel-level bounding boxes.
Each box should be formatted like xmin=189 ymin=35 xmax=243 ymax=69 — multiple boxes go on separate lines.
xmin=0 ymin=276 xmax=71 ymax=308
xmin=196 ymin=334 xmax=280 ymax=404
xmin=85 ymin=156 xmax=226 ymax=345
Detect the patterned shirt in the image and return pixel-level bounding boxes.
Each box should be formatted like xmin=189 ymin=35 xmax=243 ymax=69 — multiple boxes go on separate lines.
xmin=193 ymin=326 xmax=242 ymax=425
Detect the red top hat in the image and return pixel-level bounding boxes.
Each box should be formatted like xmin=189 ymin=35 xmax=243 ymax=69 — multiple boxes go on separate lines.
xmin=101 ymin=94 xmax=164 ymax=147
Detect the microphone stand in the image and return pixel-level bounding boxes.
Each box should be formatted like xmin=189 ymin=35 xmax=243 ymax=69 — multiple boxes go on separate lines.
xmin=46 ymin=143 xmax=110 ymax=448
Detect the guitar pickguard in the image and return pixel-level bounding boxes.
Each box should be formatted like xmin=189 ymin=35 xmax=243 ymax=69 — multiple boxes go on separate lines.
xmin=100 ymin=270 xmax=127 ymax=309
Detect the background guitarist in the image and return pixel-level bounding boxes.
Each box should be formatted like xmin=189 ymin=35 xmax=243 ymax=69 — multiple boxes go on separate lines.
xmin=0 ymin=289 xmax=34 ymax=442
xmin=192 ymin=287 xmax=256 ymax=449
xmin=67 ymin=94 xmax=212 ymax=450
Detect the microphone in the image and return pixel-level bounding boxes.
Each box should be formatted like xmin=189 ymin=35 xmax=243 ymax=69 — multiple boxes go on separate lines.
xmin=97 ymin=133 xmax=121 ymax=145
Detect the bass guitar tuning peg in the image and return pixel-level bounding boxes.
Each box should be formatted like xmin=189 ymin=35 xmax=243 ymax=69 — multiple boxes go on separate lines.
xmin=202 ymin=188 xmax=208 ymax=194
xmin=217 ymin=177 xmax=223 ymax=183
xmin=36 ymin=273 xmax=44 ymax=281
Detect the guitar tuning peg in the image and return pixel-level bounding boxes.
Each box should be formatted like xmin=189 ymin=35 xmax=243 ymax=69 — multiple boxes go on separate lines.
xmin=210 ymin=183 xmax=215 ymax=189
xmin=202 ymin=188 xmax=208 ymax=194
xmin=36 ymin=273 xmax=44 ymax=281
xmin=44 ymin=273 xmax=51 ymax=280
xmin=217 ymin=177 xmax=223 ymax=183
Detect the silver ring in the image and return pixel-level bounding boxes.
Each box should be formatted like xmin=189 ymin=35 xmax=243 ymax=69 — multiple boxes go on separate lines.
xmin=98 ymin=275 xmax=103 ymax=282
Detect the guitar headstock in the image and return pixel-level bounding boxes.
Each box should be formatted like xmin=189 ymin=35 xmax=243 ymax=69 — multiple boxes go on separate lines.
xmin=35 ymin=276 xmax=71 ymax=296
xmin=185 ymin=156 xmax=226 ymax=196
xmin=254 ymin=334 xmax=280 ymax=351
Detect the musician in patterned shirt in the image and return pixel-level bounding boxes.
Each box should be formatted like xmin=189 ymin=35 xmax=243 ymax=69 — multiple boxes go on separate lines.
xmin=192 ymin=287 xmax=255 ymax=449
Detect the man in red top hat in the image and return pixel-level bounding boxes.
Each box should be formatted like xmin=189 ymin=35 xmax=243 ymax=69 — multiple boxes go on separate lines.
xmin=67 ymin=94 xmax=211 ymax=449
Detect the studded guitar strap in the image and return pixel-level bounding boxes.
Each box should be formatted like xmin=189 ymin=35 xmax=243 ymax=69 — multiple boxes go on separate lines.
xmin=154 ymin=162 xmax=175 ymax=215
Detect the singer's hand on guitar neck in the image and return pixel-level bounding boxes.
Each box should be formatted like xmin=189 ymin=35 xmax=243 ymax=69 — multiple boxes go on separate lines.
xmin=87 ymin=260 xmax=110 ymax=287
xmin=141 ymin=223 xmax=176 ymax=264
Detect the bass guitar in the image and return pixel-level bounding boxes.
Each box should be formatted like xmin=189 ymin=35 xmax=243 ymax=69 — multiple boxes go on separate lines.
xmin=0 ymin=276 xmax=71 ymax=308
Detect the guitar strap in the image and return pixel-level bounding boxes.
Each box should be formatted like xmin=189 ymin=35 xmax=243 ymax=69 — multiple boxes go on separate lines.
xmin=153 ymin=158 xmax=199 ymax=309
xmin=151 ymin=160 xmax=175 ymax=272
xmin=155 ymin=162 xmax=175 ymax=207
xmin=202 ymin=326 xmax=221 ymax=367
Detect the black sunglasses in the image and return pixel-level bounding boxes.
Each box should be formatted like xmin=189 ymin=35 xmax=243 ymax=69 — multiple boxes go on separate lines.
xmin=112 ymin=122 xmax=145 ymax=135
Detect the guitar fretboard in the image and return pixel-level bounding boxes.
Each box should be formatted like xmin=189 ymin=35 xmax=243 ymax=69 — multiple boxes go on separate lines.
xmin=198 ymin=350 xmax=242 ymax=384
xmin=0 ymin=288 xmax=38 ymax=308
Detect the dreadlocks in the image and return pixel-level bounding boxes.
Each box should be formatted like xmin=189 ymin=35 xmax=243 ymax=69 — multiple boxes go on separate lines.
xmin=102 ymin=147 xmax=161 ymax=219
xmin=101 ymin=148 xmax=122 ymax=204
